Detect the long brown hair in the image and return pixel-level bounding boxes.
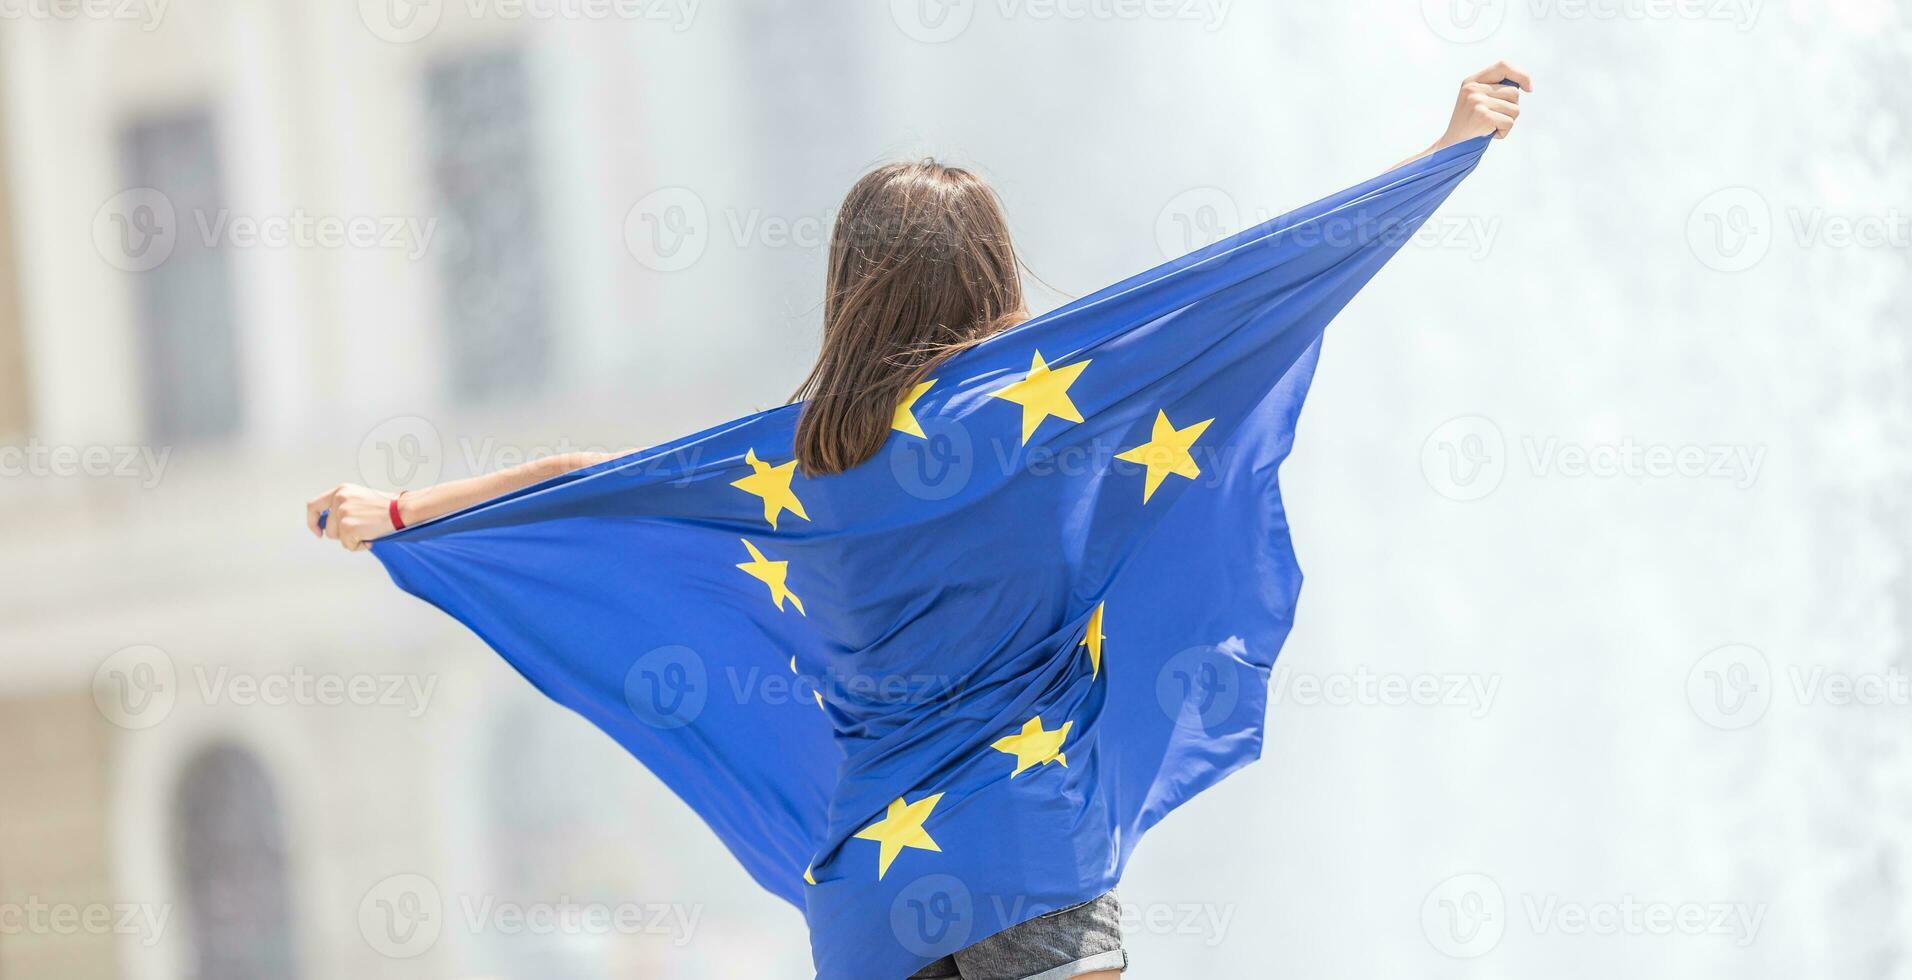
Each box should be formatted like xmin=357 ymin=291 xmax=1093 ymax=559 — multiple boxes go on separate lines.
xmin=792 ymin=160 xmax=1025 ymax=475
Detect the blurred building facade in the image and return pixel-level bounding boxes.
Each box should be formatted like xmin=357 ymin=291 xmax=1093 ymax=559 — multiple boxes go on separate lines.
xmin=0 ymin=3 xmax=866 ymax=977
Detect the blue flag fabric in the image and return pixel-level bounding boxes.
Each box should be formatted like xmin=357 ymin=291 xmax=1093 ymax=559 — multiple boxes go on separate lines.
xmin=372 ymin=136 xmax=1489 ymax=978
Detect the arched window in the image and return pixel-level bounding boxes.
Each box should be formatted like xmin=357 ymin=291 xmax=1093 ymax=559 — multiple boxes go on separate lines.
xmin=173 ymin=743 xmax=299 ymax=980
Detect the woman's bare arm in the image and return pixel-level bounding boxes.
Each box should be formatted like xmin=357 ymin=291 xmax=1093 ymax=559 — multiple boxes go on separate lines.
xmin=305 ymin=449 xmax=631 ymax=551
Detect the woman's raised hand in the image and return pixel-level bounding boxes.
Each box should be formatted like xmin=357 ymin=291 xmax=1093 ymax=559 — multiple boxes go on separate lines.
xmin=1431 ymin=61 xmax=1532 ymax=151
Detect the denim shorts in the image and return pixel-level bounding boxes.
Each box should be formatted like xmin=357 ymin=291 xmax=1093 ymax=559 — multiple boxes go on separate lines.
xmin=906 ymin=891 xmax=1125 ymax=980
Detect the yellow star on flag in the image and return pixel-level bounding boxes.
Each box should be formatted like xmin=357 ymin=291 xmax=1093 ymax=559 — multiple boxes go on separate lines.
xmin=853 ymin=793 xmax=944 ymax=879
xmin=730 ymin=448 xmax=809 ymax=528
xmin=1114 ymin=410 xmax=1214 ymax=503
xmin=1079 ymin=602 xmax=1107 ymax=678
xmin=991 ymin=716 xmax=1072 ymax=777
xmin=736 ymin=539 xmax=804 ymax=614
xmin=991 ymin=350 xmax=1091 ymax=444
xmin=892 ymin=379 xmax=937 ymax=438
xmin=803 ymin=865 xmax=816 ymax=885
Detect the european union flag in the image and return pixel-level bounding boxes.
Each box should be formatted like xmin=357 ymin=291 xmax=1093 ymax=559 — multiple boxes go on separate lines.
xmin=372 ymin=137 xmax=1490 ymax=978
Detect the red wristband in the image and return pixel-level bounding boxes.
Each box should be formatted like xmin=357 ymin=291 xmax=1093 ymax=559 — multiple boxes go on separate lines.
xmin=389 ymin=493 xmax=407 ymax=531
